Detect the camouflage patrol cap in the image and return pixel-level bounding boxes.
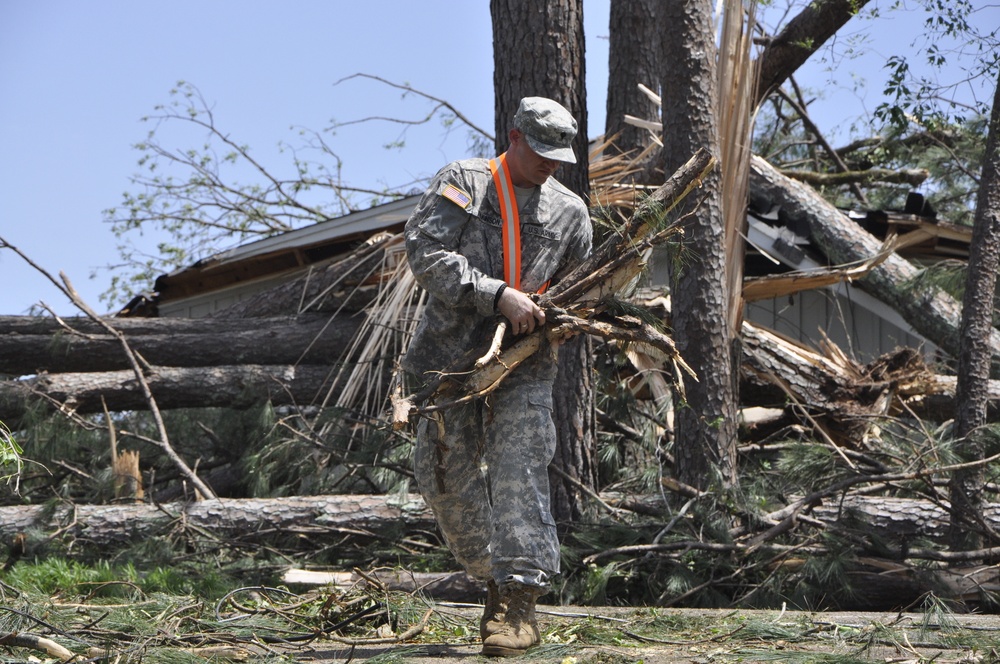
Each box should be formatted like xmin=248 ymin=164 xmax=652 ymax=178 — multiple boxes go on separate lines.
xmin=513 ymin=96 xmax=578 ymax=164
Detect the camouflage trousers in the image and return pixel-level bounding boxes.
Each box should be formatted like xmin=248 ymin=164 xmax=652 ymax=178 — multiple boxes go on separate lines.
xmin=413 ymin=373 xmax=559 ymax=589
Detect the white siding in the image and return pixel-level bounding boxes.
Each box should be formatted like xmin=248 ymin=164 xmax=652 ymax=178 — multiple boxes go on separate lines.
xmin=745 ymin=288 xmax=934 ymax=363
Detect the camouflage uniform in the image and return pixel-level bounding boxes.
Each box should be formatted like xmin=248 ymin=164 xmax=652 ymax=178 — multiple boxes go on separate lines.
xmin=402 ymin=157 xmax=591 ymax=590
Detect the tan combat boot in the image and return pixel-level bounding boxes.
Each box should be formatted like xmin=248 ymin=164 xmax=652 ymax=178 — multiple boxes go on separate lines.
xmin=480 ymin=579 xmax=504 ymax=640
xmin=481 ymin=582 xmax=543 ymax=657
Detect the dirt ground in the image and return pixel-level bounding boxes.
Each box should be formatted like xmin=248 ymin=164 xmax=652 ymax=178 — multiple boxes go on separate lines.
xmin=287 ymin=604 xmax=1000 ymax=663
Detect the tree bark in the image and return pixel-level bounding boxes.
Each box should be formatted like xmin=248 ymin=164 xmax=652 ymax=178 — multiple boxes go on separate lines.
xmin=659 ymin=0 xmax=738 ymax=490
xmin=550 ymin=334 xmax=597 ymax=523
xmin=754 ymin=0 xmax=873 ymax=107
xmin=0 ymin=314 xmax=361 ymax=376
xmin=491 ymin=0 xmax=597 ymax=520
xmin=491 ymin=0 xmax=589 ymax=196
xmin=605 ymin=0 xmax=660 ymax=160
xmin=0 ymin=365 xmax=334 ymax=426
xmin=0 ymin=495 xmax=436 ymax=547
xmin=749 ymin=154 xmax=1000 ymax=363
xmin=949 ymin=70 xmax=1000 ymax=551
xmin=4 ymin=492 xmax=999 ymax=567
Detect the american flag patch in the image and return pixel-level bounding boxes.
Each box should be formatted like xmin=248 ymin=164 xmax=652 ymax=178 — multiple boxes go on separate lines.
xmin=442 ymin=183 xmax=472 ymax=209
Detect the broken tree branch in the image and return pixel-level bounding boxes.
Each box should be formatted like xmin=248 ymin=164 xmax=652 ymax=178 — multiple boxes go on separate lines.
xmin=779 ymin=167 xmax=930 ymax=187
xmin=391 ymin=149 xmax=716 ymax=429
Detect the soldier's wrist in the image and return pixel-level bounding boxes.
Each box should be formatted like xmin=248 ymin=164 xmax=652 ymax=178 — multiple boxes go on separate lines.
xmin=493 ymin=283 xmax=508 ymax=311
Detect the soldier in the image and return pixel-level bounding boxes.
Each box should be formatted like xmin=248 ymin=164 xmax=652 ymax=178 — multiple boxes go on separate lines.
xmin=402 ymin=96 xmax=592 ymax=656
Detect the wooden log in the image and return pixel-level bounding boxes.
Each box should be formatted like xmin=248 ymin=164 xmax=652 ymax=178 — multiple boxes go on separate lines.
xmin=0 ymin=312 xmax=978 ymax=430
xmin=0 ymin=494 xmax=436 ymax=547
xmin=740 ymin=317 xmax=1000 ymax=426
xmin=0 ymin=314 xmax=362 ymax=376
xmin=0 ymin=364 xmax=337 ymax=426
xmin=281 ymin=569 xmax=482 ymax=601
xmin=3 ymin=491 xmax=998 ymax=568
xmin=809 ymin=494 xmax=1000 ymax=545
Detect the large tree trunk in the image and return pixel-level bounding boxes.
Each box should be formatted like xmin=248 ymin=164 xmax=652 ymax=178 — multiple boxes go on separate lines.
xmin=659 ymin=0 xmax=738 ymax=490
xmin=949 ymin=71 xmax=1000 ymax=551
xmin=741 ymin=321 xmax=908 ymax=446
xmin=604 ymin=0 xmax=660 ymax=161
xmin=740 ymin=318 xmax=1000 ymax=424
xmin=749 ymin=154 xmax=1000 ymax=362
xmin=3 ymin=313 xmax=987 ymax=434
xmin=491 ymin=0 xmax=597 ymax=521
xmin=0 ymin=315 xmax=361 ymax=375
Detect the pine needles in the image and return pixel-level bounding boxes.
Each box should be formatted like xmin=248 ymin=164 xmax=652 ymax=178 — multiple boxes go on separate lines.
xmin=3 ymin=558 xmax=999 ymax=662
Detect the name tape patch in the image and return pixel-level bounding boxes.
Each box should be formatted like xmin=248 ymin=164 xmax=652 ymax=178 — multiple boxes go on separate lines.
xmin=522 ymin=225 xmax=561 ymax=241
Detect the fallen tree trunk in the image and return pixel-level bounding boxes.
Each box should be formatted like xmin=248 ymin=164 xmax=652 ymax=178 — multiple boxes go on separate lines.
xmin=2 ymin=315 xmax=985 ymax=429
xmin=2 ymin=489 xmax=996 ymax=611
xmin=3 ymin=492 xmax=997 ymax=557
xmin=0 ymin=364 xmax=337 ymax=426
xmin=809 ymin=494 xmax=1000 ymax=545
xmin=0 ymin=314 xmax=362 ymax=375
xmin=0 ymin=495 xmax=436 ymax=547
xmin=749 ymin=154 xmax=1000 ymax=363
xmin=740 ymin=322 xmax=919 ymax=446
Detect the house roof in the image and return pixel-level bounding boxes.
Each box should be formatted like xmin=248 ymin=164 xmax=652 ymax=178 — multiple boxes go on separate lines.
xmin=148 ymin=195 xmax=420 ymax=307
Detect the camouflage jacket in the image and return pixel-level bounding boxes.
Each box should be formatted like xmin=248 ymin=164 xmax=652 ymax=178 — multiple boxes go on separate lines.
xmin=402 ymin=157 xmax=592 ymax=383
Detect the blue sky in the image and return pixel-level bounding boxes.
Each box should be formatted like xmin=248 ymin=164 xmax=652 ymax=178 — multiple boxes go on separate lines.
xmin=1 ymin=1 xmax=996 ymax=316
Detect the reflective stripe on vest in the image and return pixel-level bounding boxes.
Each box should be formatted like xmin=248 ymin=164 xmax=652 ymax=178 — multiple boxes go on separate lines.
xmin=489 ymin=153 xmax=521 ymax=291
xmin=488 ymin=153 xmax=550 ymax=295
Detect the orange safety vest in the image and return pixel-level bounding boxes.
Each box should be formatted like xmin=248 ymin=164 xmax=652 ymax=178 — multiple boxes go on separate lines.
xmin=488 ymin=153 xmax=548 ymax=294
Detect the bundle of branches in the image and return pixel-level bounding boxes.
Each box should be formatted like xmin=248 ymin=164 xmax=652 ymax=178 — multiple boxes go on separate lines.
xmin=391 ymin=148 xmax=716 ymax=428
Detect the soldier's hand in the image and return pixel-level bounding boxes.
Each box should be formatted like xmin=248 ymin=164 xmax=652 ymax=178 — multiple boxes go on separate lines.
xmin=498 ymin=288 xmax=545 ymax=335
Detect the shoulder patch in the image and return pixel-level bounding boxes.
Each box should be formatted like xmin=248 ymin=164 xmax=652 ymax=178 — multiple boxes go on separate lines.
xmin=441 ymin=183 xmax=472 ymax=209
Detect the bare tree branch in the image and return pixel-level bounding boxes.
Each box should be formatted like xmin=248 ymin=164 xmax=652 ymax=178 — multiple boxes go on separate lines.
xmin=333 ymin=73 xmax=495 ymax=143
xmin=0 ymin=237 xmax=217 ymax=500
